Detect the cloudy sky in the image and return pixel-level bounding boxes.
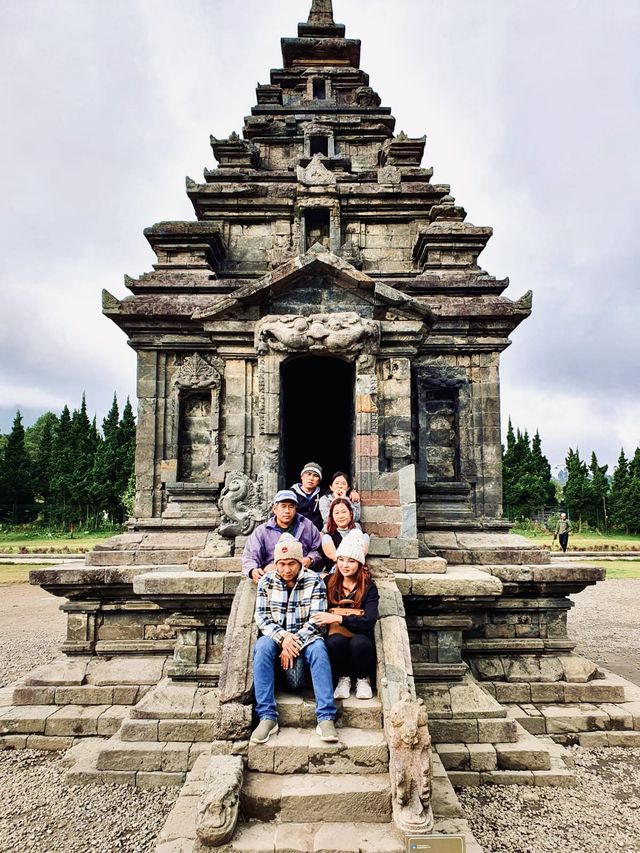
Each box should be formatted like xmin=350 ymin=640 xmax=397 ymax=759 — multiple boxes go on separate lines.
xmin=1 ymin=0 xmax=638 ymax=469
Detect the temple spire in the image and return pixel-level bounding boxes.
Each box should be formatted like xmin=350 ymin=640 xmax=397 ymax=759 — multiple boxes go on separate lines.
xmin=307 ymin=0 xmax=335 ymax=26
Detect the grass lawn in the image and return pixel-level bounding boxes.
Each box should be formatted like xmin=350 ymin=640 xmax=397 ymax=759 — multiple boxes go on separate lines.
xmin=589 ymin=560 xmax=640 ymax=580
xmin=512 ymin=527 xmax=640 ymax=551
xmin=0 ymin=564 xmax=51 ymax=585
xmin=0 ymin=530 xmax=117 ymax=554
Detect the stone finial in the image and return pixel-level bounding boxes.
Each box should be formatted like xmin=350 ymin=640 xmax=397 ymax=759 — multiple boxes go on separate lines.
xmin=307 ymin=0 xmax=335 ymax=25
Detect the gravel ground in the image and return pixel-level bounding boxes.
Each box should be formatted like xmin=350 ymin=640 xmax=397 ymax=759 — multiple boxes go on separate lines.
xmin=1 ymin=579 xmax=639 ymax=853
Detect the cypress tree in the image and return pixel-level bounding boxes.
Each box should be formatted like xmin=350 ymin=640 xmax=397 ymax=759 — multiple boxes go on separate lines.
xmin=608 ymin=449 xmax=630 ymax=532
xmin=50 ymin=406 xmax=74 ymax=523
xmin=91 ymin=395 xmax=121 ymax=520
xmin=531 ymin=430 xmax=556 ymax=507
xmin=70 ymin=394 xmax=96 ymax=508
xmin=587 ymin=452 xmax=609 ymax=531
xmin=31 ymin=412 xmax=58 ymax=503
xmin=117 ymin=398 xmax=136 ymax=501
xmin=0 ymin=411 xmax=34 ymax=506
xmin=563 ymin=449 xmax=591 ymax=529
xmin=626 ymin=447 xmax=640 ymax=534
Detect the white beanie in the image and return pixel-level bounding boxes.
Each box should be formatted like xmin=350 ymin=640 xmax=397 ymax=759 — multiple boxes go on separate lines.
xmin=336 ymin=529 xmax=366 ymax=565
xmin=274 ymin=533 xmax=303 ymax=565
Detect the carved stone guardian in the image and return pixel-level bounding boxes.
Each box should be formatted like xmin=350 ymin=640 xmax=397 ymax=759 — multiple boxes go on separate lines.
xmin=196 ymin=755 xmax=243 ymax=847
xmin=388 ymin=691 xmax=433 ymax=834
xmin=218 ymin=470 xmax=264 ymax=538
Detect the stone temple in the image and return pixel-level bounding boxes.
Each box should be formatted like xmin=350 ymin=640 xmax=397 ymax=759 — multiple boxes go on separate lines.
xmin=2 ymin=3 xmax=639 ymax=852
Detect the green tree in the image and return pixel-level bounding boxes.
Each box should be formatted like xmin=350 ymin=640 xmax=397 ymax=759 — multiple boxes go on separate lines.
xmin=587 ymin=452 xmax=609 ymax=531
xmin=626 ymin=447 xmax=640 ymax=534
xmin=502 ymin=422 xmax=555 ymax=519
xmin=117 ymin=398 xmax=136 ymax=506
xmin=608 ymin=449 xmax=630 ymax=532
xmin=563 ymin=448 xmax=591 ymax=529
xmin=91 ymin=395 xmax=121 ymax=520
xmin=50 ymin=406 xmax=74 ymax=522
xmin=30 ymin=412 xmax=58 ymax=503
xmin=0 ymin=411 xmax=34 ymax=506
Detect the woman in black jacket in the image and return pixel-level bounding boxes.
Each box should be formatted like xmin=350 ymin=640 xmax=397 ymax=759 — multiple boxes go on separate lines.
xmin=312 ymin=529 xmax=379 ymax=700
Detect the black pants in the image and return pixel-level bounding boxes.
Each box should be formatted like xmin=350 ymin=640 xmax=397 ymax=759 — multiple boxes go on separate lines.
xmin=326 ymin=633 xmax=376 ymax=681
xmin=559 ymin=532 xmax=569 ymax=552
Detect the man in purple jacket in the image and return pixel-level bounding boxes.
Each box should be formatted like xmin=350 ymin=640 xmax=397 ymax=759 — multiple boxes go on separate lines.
xmin=242 ymin=490 xmax=322 ymax=583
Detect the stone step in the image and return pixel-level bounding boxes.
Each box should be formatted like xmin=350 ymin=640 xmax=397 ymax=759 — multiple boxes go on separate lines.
xmin=419 ymin=679 xmax=508 ymax=720
xmin=428 ymin=714 xmax=517 ymax=745
xmin=241 ymin=771 xmax=392 ymax=824
xmin=247 ymin=725 xmax=388 ymax=774
xmin=64 ymin=736 xmax=187 ymax=789
xmin=86 ymin=549 xmax=200 ymax=567
xmin=11 ymin=683 xmax=149 ymax=707
xmin=0 ymin=703 xmax=129 ymax=737
xmin=435 ymin=723 xmax=551 ymax=773
xmin=95 ymin=734 xmax=212 ymax=773
xmin=486 ymin=677 xmax=628 ymax=706
xmin=577 ymin=730 xmax=640 ymax=748
xmin=506 ymin=700 xmax=640 ymax=739
xmin=276 ymin=691 xmax=384 ymax=730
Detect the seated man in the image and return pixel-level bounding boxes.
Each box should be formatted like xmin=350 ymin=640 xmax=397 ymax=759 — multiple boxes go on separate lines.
xmin=251 ymin=534 xmax=338 ymax=744
xmin=291 ymin=461 xmax=327 ymax=531
xmin=242 ymin=489 xmax=322 ymax=583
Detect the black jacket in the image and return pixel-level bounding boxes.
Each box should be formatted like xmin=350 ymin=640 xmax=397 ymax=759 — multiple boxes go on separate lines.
xmin=292 ymin=483 xmax=328 ymax=531
xmin=336 ymin=580 xmax=379 ymax=640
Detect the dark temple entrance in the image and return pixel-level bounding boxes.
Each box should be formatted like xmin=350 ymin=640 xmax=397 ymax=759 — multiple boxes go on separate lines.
xmin=280 ymin=356 xmax=354 ymax=489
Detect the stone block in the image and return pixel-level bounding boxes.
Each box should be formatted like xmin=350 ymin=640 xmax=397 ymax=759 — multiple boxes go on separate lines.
xmin=0 ymin=706 xmax=57 ymax=735
xmin=138 ymin=771 xmax=185 ymax=788
xmin=45 ymin=705 xmax=111 ymax=737
xmin=495 ymin=737 xmax=550 ymax=771
xmin=229 ymin=822 xmax=277 ymax=853
xmin=97 ymin=706 xmax=130 ymax=736
xmin=389 ymin=539 xmax=419 ymax=558
xmin=13 ymin=686 xmax=57 ymax=706
xmin=530 ymin=683 xmax=564 ymax=703
xmin=274 ymin=823 xmax=314 ymax=853
xmin=26 ymin=735 xmax=74 ymax=751
xmin=447 ymin=771 xmax=481 ymax=787
xmin=477 ymin=719 xmax=517 ymax=743
xmin=120 ymin=719 xmax=159 ymax=742
xmin=540 ymin=706 xmax=610 ymax=734
xmin=87 ymin=656 xmax=166 ymax=687
xmin=367 ymin=538 xmax=391 ymax=556
xmin=158 ymin=794 xmax=200 ymax=843
xmin=0 ymin=735 xmax=28 ymax=750
xmin=467 ymin=742 xmax=497 ymax=772
xmin=158 ymin=720 xmax=218 ymax=742
xmin=162 ymin=742 xmax=192 ymax=773
xmin=597 ymin=703 xmax=633 ymax=730
xmin=435 ymin=743 xmax=469 ymax=771
xmin=133 ymin=680 xmax=197 ymax=720
xmin=494 ymin=682 xmax=532 ymax=704
xmin=429 ymin=720 xmax=478 ymax=744
xmin=280 ymin=773 xmax=391 ymax=823
xmin=483 ymin=770 xmax=534 ymax=786
xmin=98 ymin=740 xmax=164 ymax=772
xmin=563 ymin=682 xmax=625 ymax=703
xmin=405 ymin=557 xmax=448 ymax=573
xmin=55 ymin=686 xmax=114 ymax=706
xmin=23 ymin=659 xmax=88 ymax=687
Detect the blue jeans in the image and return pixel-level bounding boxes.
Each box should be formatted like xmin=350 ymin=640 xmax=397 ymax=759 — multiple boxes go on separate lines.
xmin=253 ymin=635 xmax=336 ymax=722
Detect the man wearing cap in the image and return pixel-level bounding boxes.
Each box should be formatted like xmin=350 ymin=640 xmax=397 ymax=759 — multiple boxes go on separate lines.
xmin=291 ymin=461 xmax=328 ymax=531
xmin=242 ymin=489 xmax=322 ymax=583
xmin=251 ymin=533 xmax=339 ymax=744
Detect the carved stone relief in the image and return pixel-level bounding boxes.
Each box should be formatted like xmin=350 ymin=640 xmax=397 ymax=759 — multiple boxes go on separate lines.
xmin=388 ymin=692 xmax=433 ymax=834
xmin=218 ymin=470 xmax=264 ymax=538
xmin=196 ymin=755 xmax=243 ymax=847
xmin=256 ymin=312 xmax=380 ymax=355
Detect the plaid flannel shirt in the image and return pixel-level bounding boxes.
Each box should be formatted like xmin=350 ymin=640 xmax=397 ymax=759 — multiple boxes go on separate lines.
xmin=255 ymin=567 xmax=327 ymax=650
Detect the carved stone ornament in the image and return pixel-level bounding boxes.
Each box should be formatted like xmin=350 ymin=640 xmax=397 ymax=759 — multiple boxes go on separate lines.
xmin=218 ymin=470 xmax=264 ymax=538
xmin=256 ymin=312 xmax=380 ymax=355
xmin=388 ymin=692 xmax=433 ymax=834
xmin=355 ymin=86 xmax=381 ymax=108
xmin=297 ymin=154 xmax=337 ymax=186
xmin=173 ymin=353 xmax=224 ymax=390
xmin=196 ymin=754 xmax=243 ymax=847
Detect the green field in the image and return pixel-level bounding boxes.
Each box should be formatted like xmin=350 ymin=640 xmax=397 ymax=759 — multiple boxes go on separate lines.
xmin=0 ymin=564 xmax=51 ymax=585
xmin=587 ymin=560 xmax=640 ymax=580
xmin=511 ymin=527 xmax=640 ymax=551
xmin=0 ymin=530 xmax=116 ymax=554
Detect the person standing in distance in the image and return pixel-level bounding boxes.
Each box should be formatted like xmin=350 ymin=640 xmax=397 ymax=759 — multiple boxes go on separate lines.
xmin=553 ymin=512 xmax=571 ymax=553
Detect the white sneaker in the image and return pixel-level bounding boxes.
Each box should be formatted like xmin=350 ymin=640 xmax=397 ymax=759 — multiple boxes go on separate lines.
xmin=333 ymin=676 xmax=351 ymax=700
xmin=355 ymin=677 xmax=373 ymax=700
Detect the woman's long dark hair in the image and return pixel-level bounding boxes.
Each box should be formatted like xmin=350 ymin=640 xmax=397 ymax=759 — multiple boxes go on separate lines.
xmin=326 ymin=497 xmax=356 ymax=536
xmin=327 ymin=557 xmax=369 ymax=609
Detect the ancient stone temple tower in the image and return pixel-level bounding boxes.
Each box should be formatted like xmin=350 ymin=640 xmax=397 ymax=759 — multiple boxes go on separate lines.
xmin=6 ymin=5 xmax=633 ymax=853
xmin=104 ymin=0 xmax=531 ymax=543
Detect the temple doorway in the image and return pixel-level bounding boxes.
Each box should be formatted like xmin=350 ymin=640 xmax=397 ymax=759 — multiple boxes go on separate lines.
xmin=280 ymin=355 xmax=354 ymax=489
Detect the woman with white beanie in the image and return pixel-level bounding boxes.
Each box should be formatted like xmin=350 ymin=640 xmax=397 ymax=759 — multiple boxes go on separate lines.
xmin=312 ymin=529 xmax=379 ymax=700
